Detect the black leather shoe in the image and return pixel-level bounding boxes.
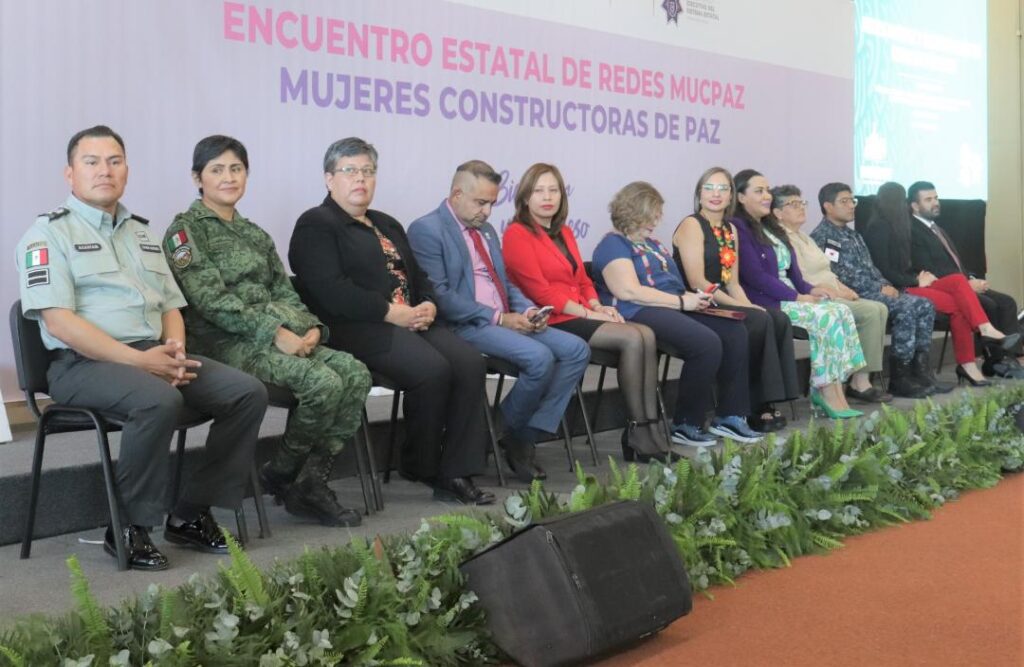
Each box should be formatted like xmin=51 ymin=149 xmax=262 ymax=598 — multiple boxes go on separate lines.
xmin=432 ymin=477 xmax=496 ymax=505
xmin=846 ymin=385 xmax=894 ymax=403
xmin=499 ymin=434 xmax=543 ymax=483
xmin=164 ymin=510 xmax=230 ymax=554
xmin=984 ymin=358 xmax=1024 ymax=379
xmin=104 ymin=524 xmax=169 ymax=571
xmin=982 ymin=332 xmax=1022 ymax=353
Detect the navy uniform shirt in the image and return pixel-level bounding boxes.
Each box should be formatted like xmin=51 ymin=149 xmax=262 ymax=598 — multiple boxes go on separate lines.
xmin=808 ymin=217 xmax=891 ymax=297
xmin=15 ymin=195 xmax=187 ymax=350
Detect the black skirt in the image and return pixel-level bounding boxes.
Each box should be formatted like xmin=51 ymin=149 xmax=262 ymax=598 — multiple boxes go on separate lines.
xmin=552 ymin=317 xmax=604 ymax=342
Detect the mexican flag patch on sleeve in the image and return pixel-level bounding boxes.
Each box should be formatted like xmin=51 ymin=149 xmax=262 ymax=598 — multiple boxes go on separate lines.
xmin=166 ymin=229 xmax=189 ymax=253
xmin=25 ymin=247 xmax=48 ymax=268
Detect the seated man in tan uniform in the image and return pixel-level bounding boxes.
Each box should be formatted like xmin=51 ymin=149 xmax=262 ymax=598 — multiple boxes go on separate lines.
xmin=771 ymin=185 xmax=891 ymax=403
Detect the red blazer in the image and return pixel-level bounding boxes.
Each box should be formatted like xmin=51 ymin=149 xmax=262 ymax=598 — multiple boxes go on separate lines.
xmin=502 ymin=221 xmax=599 ymax=325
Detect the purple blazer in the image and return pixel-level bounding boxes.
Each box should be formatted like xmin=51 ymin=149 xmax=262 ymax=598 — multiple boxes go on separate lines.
xmin=732 ymin=216 xmax=813 ymax=309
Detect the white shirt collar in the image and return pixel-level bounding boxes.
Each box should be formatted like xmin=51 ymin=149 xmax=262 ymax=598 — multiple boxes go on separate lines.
xmin=913 ymin=214 xmax=935 ymax=229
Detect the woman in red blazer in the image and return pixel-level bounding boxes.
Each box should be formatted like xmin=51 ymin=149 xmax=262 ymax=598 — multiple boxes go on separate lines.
xmin=503 ymin=163 xmax=669 ymax=461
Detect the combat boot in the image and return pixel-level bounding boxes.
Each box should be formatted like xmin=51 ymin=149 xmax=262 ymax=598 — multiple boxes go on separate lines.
xmin=911 ymin=349 xmax=953 ymax=394
xmin=258 ymin=439 xmax=306 ymax=504
xmin=889 ymin=358 xmax=930 ymax=399
xmin=283 ymin=453 xmax=362 ymax=527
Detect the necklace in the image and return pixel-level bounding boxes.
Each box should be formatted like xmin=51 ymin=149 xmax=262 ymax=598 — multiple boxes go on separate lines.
xmin=711 ymin=223 xmax=737 ymax=283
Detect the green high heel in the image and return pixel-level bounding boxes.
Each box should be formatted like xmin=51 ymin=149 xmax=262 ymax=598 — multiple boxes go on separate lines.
xmin=810 ymin=389 xmax=863 ymax=419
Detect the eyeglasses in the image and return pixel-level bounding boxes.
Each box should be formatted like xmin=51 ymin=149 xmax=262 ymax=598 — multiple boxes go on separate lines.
xmin=333 ymin=166 xmax=377 ymax=178
xmin=781 ymin=199 xmax=808 ymax=209
xmin=701 ymin=183 xmax=732 ymax=193
xmin=837 ymin=197 xmax=858 ymax=206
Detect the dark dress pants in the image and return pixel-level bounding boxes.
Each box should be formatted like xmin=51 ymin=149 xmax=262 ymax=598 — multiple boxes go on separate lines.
xmin=721 ymin=305 xmax=799 ymax=407
xmin=46 ymin=342 xmax=268 ymax=527
xmin=329 ymin=323 xmax=488 ymax=480
xmin=977 ymin=289 xmax=1021 ymax=355
xmin=630 ymin=307 xmax=750 ymax=426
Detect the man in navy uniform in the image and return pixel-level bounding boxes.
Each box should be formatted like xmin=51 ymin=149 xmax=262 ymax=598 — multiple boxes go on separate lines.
xmin=15 ymin=126 xmax=268 ymax=570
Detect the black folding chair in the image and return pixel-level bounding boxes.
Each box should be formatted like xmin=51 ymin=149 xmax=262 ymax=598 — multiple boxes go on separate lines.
xmin=10 ymin=301 xmax=267 ymax=571
xmin=485 ymin=355 xmax=596 ymax=473
xmin=264 ymin=381 xmax=383 ymax=514
xmin=590 ymin=346 xmax=672 ymax=449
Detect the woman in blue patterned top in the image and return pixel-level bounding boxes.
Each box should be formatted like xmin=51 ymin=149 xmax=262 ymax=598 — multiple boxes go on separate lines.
xmin=591 ymin=181 xmax=761 ymax=447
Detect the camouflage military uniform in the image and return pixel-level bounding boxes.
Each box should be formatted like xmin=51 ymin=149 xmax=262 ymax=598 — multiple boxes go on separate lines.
xmin=164 ymin=200 xmax=371 ymax=484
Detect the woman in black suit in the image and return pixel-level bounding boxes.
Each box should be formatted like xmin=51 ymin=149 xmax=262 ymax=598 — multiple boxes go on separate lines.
xmin=289 ymin=137 xmax=494 ymax=505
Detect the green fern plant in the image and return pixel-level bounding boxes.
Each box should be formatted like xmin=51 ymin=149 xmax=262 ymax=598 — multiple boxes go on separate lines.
xmin=219 ymin=529 xmax=269 ymax=611
xmin=67 ymin=555 xmax=112 ymax=663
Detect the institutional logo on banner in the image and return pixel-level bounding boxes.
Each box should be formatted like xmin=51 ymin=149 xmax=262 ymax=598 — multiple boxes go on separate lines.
xmin=661 ymin=0 xmax=681 ymax=24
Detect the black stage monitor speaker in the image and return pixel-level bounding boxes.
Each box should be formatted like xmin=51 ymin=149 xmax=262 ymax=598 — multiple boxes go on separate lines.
xmin=460 ymin=500 xmax=692 ymax=667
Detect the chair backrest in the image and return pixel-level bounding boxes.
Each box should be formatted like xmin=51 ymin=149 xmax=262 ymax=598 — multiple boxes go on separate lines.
xmin=9 ymin=300 xmax=52 ymax=413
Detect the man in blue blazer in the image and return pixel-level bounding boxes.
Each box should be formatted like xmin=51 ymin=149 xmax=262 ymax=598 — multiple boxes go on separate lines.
xmin=408 ymin=160 xmax=590 ymax=482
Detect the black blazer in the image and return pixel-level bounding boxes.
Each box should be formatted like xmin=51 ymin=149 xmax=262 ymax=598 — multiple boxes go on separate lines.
xmin=910 ymin=216 xmax=965 ymax=279
xmin=860 ymin=218 xmax=919 ymax=289
xmin=288 ymin=195 xmax=435 ymax=355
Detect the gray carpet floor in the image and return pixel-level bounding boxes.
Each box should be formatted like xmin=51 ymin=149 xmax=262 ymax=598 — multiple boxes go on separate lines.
xmin=0 ymin=361 xmax=1003 ymax=624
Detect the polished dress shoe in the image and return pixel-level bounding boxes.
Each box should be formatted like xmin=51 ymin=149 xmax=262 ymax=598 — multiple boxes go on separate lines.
xmin=845 ymin=385 xmax=894 ymax=403
xmin=164 ymin=510 xmax=230 ymax=554
xmin=104 ymin=524 xmax=168 ymax=571
xmin=499 ymin=435 xmax=545 ymax=483
xmin=432 ymin=477 xmax=496 ymax=505
xmin=981 ymin=332 xmax=1021 ymax=353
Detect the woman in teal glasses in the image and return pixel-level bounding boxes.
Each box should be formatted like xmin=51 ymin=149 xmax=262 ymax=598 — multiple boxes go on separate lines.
xmin=672 ymin=166 xmax=800 ymax=432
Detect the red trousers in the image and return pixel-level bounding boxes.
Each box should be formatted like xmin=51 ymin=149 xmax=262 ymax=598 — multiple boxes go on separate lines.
xmin=907 ymin=273 xmax=988 ymax=364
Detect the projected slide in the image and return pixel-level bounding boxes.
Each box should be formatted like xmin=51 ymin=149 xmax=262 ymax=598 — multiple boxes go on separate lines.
xmin=854 ymin=1 xmax=987 ymax=198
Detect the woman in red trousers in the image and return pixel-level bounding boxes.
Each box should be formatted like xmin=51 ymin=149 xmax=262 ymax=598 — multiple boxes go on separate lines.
xmin=862 ymin=182 xmax=1019 ymax=386
xmin=502 ymin=163 xmax=671 ymax=461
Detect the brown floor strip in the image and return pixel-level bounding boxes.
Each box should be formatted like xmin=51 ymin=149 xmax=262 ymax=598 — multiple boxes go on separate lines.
xmin=598 ymin=472 xmax=1024 ymax=667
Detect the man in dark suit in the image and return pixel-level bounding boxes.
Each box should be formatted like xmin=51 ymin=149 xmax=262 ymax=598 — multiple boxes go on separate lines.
xmin=408 ymin=160 xmax=590 ymax=482
xmin=908 ymin=180 xmax=1024 ymax=377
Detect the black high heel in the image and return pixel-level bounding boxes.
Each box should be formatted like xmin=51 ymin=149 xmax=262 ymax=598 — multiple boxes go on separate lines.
xmin=620 ymin=421 xmax=672 ymax=463
xmin=981 ymin=332 xmax=1021 ymax=352
xmin=956 ymin=365 xmax=991 ymax=387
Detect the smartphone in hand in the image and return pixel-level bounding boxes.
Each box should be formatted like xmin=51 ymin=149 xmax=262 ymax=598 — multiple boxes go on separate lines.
xmin=529 ymin=305 xmax=555 ymax=323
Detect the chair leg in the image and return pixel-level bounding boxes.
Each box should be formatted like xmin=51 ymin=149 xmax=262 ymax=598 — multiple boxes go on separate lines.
xmin=493 ymin=374 xmax=506 ymax=412
xmin=249 ymin=462 xmax=271 ymax=539
xmin=591 ymin=366 xmax=608 ymax=434
xmin=360 ymin=411 xmax=384 ymax=511
xmin=358 ymin=410 xmax=385 ymax=512
xmin=171 ymin=429 xmax=187 ymax=507
xmin=482 ymin=403 xmax=506 ymax=486
xmin=93 ymin=419 xmax=127 ymax=571
xmin=937 ymin=330 xmax=950 ymax=372
xmin=575 ymin=385 xmax=599 ymax=466
xmin=20 ymin=419 xmax=48 ymax=560
xmin=560 ymin=417 xmax=575 ymax=471
xmin=383 ymin=391 xmax=401 ymax=484
xmin=235 ymin=505 xmax=250 ymax=546
xmin=656 ymin=385 xmax=672 ymax=444
xmin=352 ymin=422 xmax=374 ymax=516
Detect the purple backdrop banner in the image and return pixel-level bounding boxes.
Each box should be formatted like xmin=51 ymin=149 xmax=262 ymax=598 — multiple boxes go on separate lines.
xmin=0 ymin=0 xmax=853 ymax=396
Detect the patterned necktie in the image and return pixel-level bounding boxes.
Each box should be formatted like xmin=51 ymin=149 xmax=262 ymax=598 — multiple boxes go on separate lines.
xmin=930 ymin=223 xmax=965 ymax=273
xmin=467 ymin=227 xmax=509 ymax=312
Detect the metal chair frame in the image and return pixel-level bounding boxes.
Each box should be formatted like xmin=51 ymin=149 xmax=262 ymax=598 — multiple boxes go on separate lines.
xmin=10 ymin=301 xmax=268 ymax=571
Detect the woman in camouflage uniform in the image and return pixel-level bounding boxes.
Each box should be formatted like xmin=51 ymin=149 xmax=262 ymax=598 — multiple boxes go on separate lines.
xmin=164 ymin=135 xmax=371 ymax=527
